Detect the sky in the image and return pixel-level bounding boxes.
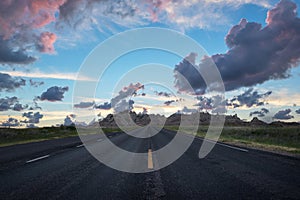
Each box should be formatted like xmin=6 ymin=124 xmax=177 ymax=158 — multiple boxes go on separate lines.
xmin=0 ymin=0 xmax=300 ymax=128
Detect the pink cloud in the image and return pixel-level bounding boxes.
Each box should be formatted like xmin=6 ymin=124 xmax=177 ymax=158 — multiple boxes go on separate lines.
xmin=38 ymin=32 xmax=57 ymax=54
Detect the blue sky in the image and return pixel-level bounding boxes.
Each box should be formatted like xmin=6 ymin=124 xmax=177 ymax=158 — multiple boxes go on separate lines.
xmin=0 ymin=0 xmax=300 ymax=127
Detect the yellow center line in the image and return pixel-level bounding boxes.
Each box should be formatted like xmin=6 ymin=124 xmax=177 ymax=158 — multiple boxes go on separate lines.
xmin=148 ymin=149 xmax=154 ymax=169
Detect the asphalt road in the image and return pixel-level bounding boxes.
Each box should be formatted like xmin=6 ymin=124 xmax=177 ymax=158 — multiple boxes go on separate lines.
xmin=0 ymin=128 xmax=299 ymax=200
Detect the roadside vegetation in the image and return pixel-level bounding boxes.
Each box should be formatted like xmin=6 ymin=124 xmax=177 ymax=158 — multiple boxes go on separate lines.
xmin=0 ymin=126 xmax=122 ymax=147
xmin=1 ymin=125 xmax=299 ymax=156
xmin=165 ymin=125 xmax=300 ymax=155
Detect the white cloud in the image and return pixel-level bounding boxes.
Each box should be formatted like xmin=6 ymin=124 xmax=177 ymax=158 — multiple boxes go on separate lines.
xmin=143 ymin=0 xmax=272 ymax=30
xmin=0 ymin=70 xmax=96 ymax=82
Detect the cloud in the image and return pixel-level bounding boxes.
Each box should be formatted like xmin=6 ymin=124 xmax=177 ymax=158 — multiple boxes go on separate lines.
xmin=38 ymin=86 xmax=69 ymax=102
xmin=29 ymin=79 xmax=44 ymax=87
xmin=57 ymin=0 xmax=271 ymax=32
xmin=0 ymin=0 xmax=144 ymax=65
xmin=114 ymin=99 xmax=135 ymax=113
xmin=142 ymin=107 xmax=148 ymax=115
xmin=58 ymin=0 xmax=143 ymax=30
xmin=0 ymin=96 xmax=28 ymax=112
xmin=273 ymin=109 xmax=294 ymax=120
xmin=164 ymin=100 xmax=175 ymax=106
xmin=181 ymin=106 xmax=198 ymax=114
xmin=69 ymin=114 xmax=76 ymax=118
xmin=64 ymin=115 xmax=75 ymax=126
xmin=12 ymin=103 xmax=28 ymax=112
xmin=295 ymin=108 xmax=300 ymax=114
xmin=195 ymin=95 xmax=226 ymax=113
xmin=154 ymin=91 xmax=172 ymax=98
xmin=94 ymin=83 xmax=143 ymax=111
xmin=26 ymin=124 xmax=38 ymax=128
xmin=0 ymin=73 xmax=26 ymax=92
xmin=1 ymin=70 xmax=96 ymax=81
xmin=29 ymin=97 xmax=42 ymax=111
xmin=0 ymin=0 xmax=65 ymax=65
xmin=111 ymin=82 xmax=144 ymax=106
xmin=228 ymin=88 xmax=272 ymax=108
xmin=0 ymin=97 xmax=18 ymax=111
xmin=0 ymin=0 xmax=273 ymax=65
xmin=22 ymin=112 xmax=44 ymax=124
xmin=141 ymin=0 xmax=271 ymax=30
xmin=174 ymin=0 xmax=300 ymax=94
xmin=250 ymin=108 xmax=270 ymax=117
xmin=0 ymin=39 xmax=36 ymax=65
xmin=74 ymin=101 xmax=95 ymax=108
xmin=0 ymin=117 xmax=20 ymax=127
xmin=94 ymin=102 xmax=112 ymax=110
xmin=195 ymin=96 xmax=214 ymax=110
xmin=0 ymin=96 xmax=27 ymax=112
xmin=37 ymin=32 xmax=57 ymax=54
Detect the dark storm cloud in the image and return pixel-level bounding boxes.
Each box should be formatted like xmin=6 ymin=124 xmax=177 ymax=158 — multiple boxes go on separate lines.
xmin=94 ymin=102 xmax=112 ymax=110
xmin=295 ymin=108 xmax=300 ymax=114
xmin=38 ymin=86 xmax=69 ymax=102
xmin=174 ymin=0 xmax=300 ymax=94
xmin=273 ymin=109 xmax=294 ymax=120
xmin=0 ymin=117 xmax=20 ymax=127
xmin=250 ymin=108 xmax=270 ymax=117
xmin=29 ymin=79 xmax=44 ymax=88
xmin=228 ymin=88 xmax=272 ymax=108
xmin=155 ymin=91 xmax=172 ymax=98
xmin=0 ymin=73 xmax=26 ymax=92
xmin=22 ymin=112 xmax=43 ymax=124
xmin=74 ymin=101 xmax=95 ymax=108
xmin=164 ymin=100 xmax=175 ymax=106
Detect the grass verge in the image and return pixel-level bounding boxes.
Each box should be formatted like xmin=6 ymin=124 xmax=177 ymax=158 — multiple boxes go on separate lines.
xmin=164 ymin=126 xmax=300 ymax=155
xmin=1 ymin=125 xmax=300 ymax=156
xmin=0 ymin=126 xmax=122 ymax=147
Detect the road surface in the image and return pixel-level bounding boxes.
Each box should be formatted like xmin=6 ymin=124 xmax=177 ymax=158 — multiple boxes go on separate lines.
xmin=0 ymin=128 xmax=299 ymax=199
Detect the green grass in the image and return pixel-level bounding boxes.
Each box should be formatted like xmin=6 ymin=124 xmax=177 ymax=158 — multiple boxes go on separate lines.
xmin=0 ymin=126 xmax=77 ymax=147
xmin=164 ymin=126 xmax=300 ymax=154
xmin=1 ymin=125 xmax=300 ymax=155
xmin=0 ymin=126 xmax=122 ymax=147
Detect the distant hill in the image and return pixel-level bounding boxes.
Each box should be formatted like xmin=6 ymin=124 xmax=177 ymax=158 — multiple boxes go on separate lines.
xmin=97 ymin=111 xmax=299 ymax=128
